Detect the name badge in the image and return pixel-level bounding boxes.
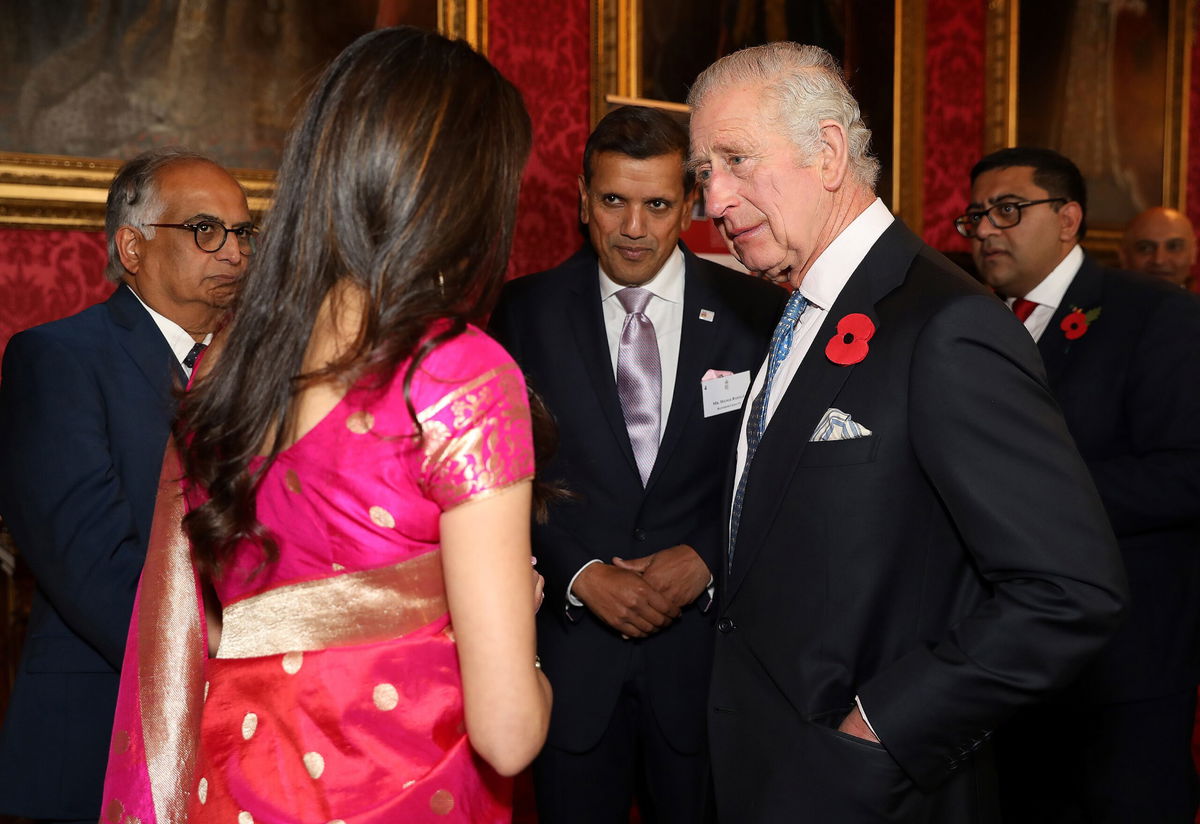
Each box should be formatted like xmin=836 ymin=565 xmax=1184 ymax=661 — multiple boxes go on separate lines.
xmin=702 ymin=370 xmax=751 ymax=418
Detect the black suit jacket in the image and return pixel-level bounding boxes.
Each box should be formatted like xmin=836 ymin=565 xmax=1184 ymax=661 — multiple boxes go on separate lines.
xmin=0 ymin=284 xmax=181 ymax=818
xmin=1035 ymin=256 xmax=1200 ymax=705
xmin=489 ymin=244 xmax=785 ymax=754
xmin=709 ymin=221 xmax=1127 ymax=823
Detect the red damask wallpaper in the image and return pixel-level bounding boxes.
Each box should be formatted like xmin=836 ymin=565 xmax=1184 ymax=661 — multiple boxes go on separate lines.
xmin=490 ymin=0 xmax=592 ymax=280
xmin=0 ymin=229 xmax=112 ymax=366
xmin=922 ymin=0 xmax=986 ymax=253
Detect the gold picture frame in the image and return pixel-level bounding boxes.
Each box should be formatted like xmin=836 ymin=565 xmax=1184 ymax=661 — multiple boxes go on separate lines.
xmin=590 ymin=0 xmax=928 ymax=232
xmin=985 ymin=0 xmax=1193 ymax=253
xmin=0 ymin=1 xmax=486 ymax=231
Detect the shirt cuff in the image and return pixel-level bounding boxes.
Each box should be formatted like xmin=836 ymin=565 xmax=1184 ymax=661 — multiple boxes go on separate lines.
xmin=566 ymin=559 xmax=604 ymax=607
xmin=854 ymin=695 xmax=881 ymax=742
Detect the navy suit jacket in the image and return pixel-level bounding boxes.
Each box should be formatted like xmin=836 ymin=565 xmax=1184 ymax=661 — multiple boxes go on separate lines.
xmin=708 ymin=222 xmax=1127 ymax=823
xmin=489 ymin=244 xmax=785 ymax=754
xmin=1035 ymin=256 xmax=1200 ymax=704
xmin=0 ymin=284 xmax=181 ymax=818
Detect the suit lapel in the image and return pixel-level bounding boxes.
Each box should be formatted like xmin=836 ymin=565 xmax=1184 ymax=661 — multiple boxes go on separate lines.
xmin=565 ymin=260 xmax=642 ymax=480
xmin=726 ymin=221 xmax=921 ymax=601
xmin=106 ymin=284 xmax=184 ymax=400
xmin=1036 ymin=255 xmax=1104 ymax=387
xmin=646 ymin=248 xmax=721 ymax=490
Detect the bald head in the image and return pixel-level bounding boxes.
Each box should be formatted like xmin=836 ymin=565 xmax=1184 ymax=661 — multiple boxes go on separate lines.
xmin=1120 ymin=207 xmax=1196 ymax=287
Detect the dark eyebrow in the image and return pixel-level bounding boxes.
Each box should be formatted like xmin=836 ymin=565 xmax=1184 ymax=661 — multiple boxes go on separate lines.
xmin=966 ymin=193 xmax=1024 ymax=211
xmin=184 ymin=212 xmax=254 ymax=228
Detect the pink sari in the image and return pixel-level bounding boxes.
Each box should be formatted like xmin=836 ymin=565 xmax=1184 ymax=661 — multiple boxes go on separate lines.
xmin=102 ymin=327 xmax=534 ymax=823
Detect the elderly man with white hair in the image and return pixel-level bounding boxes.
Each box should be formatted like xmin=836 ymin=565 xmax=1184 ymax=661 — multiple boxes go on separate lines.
xmin=688 ymin=43 xmax=1128 ymax=823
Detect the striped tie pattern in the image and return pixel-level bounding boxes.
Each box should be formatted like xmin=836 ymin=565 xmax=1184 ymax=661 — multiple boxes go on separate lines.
xmin=728 ymin=289 xmax=809 ymax=568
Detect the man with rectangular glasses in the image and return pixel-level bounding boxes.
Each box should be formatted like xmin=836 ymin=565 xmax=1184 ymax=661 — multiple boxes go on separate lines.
xmin=960 ymin=146 xmax=1200 ymax=823
xmin=0 ymin=147 xmax=252 ymax=823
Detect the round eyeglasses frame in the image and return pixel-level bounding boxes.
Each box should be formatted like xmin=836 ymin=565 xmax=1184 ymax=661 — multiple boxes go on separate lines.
xmin=953 ymin=198 xmax=1067 ymax=239
xmin=147 ymin=221 xmax=258 ymax=255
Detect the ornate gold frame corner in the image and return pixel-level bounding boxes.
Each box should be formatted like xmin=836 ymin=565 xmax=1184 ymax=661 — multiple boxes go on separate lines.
xmin=0 ymin=1 xmax=485 ymax=231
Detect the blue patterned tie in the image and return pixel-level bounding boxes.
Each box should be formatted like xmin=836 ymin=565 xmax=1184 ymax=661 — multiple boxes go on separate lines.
xmin=728 ymin=289 xmax=809 ymax=568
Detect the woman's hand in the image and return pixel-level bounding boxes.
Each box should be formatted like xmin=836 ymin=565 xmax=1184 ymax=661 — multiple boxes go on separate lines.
xmin=532 ymin=556 xmax=546 ymax=613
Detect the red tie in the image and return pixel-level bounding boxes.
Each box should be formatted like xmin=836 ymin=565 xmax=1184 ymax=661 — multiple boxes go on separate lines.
xmin=1011 ymin=298 xmax=1039 ymax=322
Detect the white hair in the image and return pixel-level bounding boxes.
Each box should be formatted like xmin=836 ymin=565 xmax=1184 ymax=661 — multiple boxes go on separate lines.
xmin=687 ymin=42 xmax=880 ymax=189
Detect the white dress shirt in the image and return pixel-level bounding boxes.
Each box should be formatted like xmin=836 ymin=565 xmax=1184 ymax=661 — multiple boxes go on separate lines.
xmin=128 ymin=287 xmax=213 ymax=379
xmin=567 ymin=247 xmax=687 ymax=606
xmin=1008 ymin=244 xmax=1083 ymax=342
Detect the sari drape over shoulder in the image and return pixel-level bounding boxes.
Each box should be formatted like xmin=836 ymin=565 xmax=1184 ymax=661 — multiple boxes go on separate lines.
xmin=102 ymin=326 xmax=534 ymax=823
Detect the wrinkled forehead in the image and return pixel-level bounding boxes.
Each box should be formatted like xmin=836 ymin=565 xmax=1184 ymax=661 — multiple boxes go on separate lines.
xmin=688 ymin=83 xmax=772 ymax=157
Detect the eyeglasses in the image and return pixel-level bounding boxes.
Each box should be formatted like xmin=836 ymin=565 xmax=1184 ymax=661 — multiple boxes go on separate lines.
xmin=147 ymin=221 xmax=258 ymax=255
xmin=953 ymin=198 xmax=1067 ymax=238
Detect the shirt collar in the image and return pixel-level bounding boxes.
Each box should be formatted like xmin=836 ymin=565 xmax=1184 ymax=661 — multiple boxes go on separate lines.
xmin=599 ymin=245 xmax=686 ymax=304
xmin=126 ymin=287 xmax=212 ymax=366
xmin=796 ymin=198 xmax=895 ymax=311
xmin=1021 ymin=244 xmax=1083 ymax=309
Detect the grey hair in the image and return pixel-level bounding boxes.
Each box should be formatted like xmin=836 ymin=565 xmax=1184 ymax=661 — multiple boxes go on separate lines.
xmin=104 ymin=147 xmax=214 ymax=282
xmin=687 ymin=42 xmax=880 ymax=190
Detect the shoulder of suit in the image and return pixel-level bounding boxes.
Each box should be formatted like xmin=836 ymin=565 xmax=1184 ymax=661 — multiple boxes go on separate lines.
xmin=685 ymin=252 xmax=787 ymax=307
xmin=499 ymin=248 xmax=594 ymax=301
xmin=7 ymin=297 xmax=113 ymax=352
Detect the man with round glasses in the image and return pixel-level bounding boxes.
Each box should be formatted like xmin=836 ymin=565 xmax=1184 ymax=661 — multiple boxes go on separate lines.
xmin=0 ymin=147 xmax=251 ymax=822
xmin=961 ymin=147 xmax=1200 ymax=823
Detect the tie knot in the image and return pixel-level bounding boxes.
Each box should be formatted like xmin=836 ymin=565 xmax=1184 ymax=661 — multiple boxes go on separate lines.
xmin=1011 ymin=297 xmax=1039 ymax=323
xmin=780 ymin=289 xmax=809 ymax=327
xmin=617 ymin=287 xmax=652 ymax=315
xmin=183 ymin=341 xmax=207 ymax=369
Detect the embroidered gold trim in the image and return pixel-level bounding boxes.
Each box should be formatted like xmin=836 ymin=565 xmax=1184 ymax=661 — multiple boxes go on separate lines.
xmin=216 ymin=551 xmax=448 ymax=659
xmin=416 ymin=364 xmax=515 ymax=423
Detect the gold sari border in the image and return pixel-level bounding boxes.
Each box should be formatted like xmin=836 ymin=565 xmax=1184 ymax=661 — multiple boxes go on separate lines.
xmin=217 ymin=550 xmax=448 ymax=659
xmin=416 ymin=363 xmax=519 ymax=424
xmin=440 ymin=472 xmax=533 ymax=511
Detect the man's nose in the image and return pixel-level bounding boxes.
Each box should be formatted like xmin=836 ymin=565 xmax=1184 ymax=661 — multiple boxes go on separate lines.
xmin=214 ymin=229 xmax=246 ymax=265
xmin=703 ymin=171 xmax=737 ymax=219
xmin=1154 ymin=245 xmax=1170 ymax=264
xmin=621 ymin=207 xmax=647 ymax=239
xmin=973 ymin=214 xmax=1000 ymax=240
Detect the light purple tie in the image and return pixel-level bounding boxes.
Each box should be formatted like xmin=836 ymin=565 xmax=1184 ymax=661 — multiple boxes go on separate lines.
xmin=616 ymin=287 xmax=661 ymax=486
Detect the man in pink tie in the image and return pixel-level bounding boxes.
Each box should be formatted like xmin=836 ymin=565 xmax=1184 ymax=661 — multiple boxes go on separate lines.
xmin=961 ymin=146 xmax=1200 ymax=823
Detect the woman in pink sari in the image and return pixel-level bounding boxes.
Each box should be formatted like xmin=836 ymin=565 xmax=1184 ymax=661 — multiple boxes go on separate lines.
xmin=100 ymin=27 xmax=551 ymax=823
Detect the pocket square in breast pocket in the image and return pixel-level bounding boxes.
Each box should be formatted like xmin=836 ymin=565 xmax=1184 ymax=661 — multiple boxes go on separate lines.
xmin=811 ymin=408 xmax=872 ymax=442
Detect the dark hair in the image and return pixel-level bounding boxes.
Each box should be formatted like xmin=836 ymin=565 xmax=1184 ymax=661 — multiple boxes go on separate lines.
xmin=583 ymin=105 xmax=693 ymax=193
xmin=970 ymin=147 xmax=1088 ymax=239
xmin=178 ymin=26 xmax=533 ymax=576
xmin=104 ymin=147 xmax=215 ymax=283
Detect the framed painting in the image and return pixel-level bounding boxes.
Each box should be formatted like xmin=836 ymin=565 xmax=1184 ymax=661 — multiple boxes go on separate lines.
xmin=0 ymin=0 xmax=486 ymax=230
xmin=985 ymin=0 xmax=1194 ymax=253
xmin=591 ymin=0 xmax=928 ymax=232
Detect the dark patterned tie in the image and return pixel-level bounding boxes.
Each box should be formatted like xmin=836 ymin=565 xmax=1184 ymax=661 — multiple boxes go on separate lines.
xmin=728 ymin=289 xmax=810 ymax=568
xmin=616 ymin=287 xmax=661 ymax=486
xmin=183 ymin=341 xmax=207 ymax=370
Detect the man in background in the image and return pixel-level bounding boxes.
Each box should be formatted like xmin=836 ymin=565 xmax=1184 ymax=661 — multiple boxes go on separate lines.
xmin=964 ymin=146 xmax=1200 ymax=822
xmin=490 ymin=105 xmax=784 ymax=823
xmin=0 ymin=147 xmax=252 ymax=822
xmin=1119 ymin=205 xmax=1196 ymax=289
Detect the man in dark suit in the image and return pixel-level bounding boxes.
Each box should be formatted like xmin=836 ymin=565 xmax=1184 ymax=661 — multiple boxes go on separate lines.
xmin=687 ymin=44 xmax=1128 ymax=823
xmin=0 ymin=147 xmax=252 ymax=822
xmin=961 ymin=147 xmax=1200 ymax=822
xmin=489 ymin=105 xmax=785 ymax=823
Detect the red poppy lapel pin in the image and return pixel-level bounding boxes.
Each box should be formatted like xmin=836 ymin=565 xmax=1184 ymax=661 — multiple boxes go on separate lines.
xmin=1060 ymin=305 xmax=1101 ymax=341
xmin=825 ymin=313 xmax=875 ymax=365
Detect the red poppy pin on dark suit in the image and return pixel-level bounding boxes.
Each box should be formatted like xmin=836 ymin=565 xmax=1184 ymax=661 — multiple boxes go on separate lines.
xmin=825 ymin=313 xmax=875 ymax=365
xmin=1060 ymin=305 xmax=1102 ymax=340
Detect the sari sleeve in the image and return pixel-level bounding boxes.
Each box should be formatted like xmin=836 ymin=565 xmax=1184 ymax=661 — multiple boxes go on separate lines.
xmin=414 ymin=331 xmax=535 ymax=510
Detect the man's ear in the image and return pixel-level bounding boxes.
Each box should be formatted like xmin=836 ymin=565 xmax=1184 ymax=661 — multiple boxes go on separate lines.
xmin=817 ymin=119 xmax=851 ymax=192
xmin=116 ymin=226 xmax=144 ymax=274
xmin=577 ymin=175 xmax=590 ymax=225
xmin=1057 ymin=201 xmax=1084 ymax=242
xmin=678 ymin=190 xmax=695 ymax=233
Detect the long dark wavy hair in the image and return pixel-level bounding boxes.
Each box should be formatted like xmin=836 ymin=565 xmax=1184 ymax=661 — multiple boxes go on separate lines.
xmin=178 ymin=27 xmax=533 ymax=577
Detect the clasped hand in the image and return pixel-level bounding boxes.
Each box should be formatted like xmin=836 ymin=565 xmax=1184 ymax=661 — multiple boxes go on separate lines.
xmin=573 ymin=544 xmax=710 ymax=638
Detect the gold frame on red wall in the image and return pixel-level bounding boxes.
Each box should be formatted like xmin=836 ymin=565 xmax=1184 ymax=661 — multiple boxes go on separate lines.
xmin=985 ymin=0 xmax=1194 ymax=255
xmin=0 ymin=1 xmax=486 ymax=232
xmin=590 ymin=0 xmax=928 ymax=232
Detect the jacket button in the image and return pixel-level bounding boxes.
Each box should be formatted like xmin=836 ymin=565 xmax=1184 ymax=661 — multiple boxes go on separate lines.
xmin=717 ymin=618 xmax=735 ymax=633
xmin=633 ymin=528 xmax=646 ymax=541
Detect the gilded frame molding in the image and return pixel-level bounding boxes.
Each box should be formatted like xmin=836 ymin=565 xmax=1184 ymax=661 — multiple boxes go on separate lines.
xmin=0 ymin=2 xmax=486 ymax=231
xmin=985 ymin=0 xmax=1194 ymax=249
xmin=590 ymin=0 xmax=928 ymax=231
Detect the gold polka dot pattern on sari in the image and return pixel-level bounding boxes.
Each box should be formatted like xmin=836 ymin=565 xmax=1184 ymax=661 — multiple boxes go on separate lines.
xmin=285 ymin=470 xmax=302 ymax=493
xmin=242 ymin=712 xmax=258 ymax=740
xmin=369 ymin=505 xmax=395 ymax=528
xmin=282 ymin=651 xmax=304 ymax=674
xmin=112 ymin=729 xmax=130 ymax=753
xmin=239 ymin=812 xmax=254 ymax=824
xmin=430 ymin=788 xmax=455 ymax=815
xmin=303 ymin=751 xmax=325 ymax=779
xmin=346 ymin=410 xmax=375 ymax=434
xmin=373 ymin=683 xmax=399 ymax=711
xmin=197 ymin=777 xmax=208 ymax=804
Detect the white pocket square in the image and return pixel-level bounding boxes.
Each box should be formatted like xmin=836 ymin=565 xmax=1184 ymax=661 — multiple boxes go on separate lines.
xmin=810 ymin=408 xmax=872 ymax=442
